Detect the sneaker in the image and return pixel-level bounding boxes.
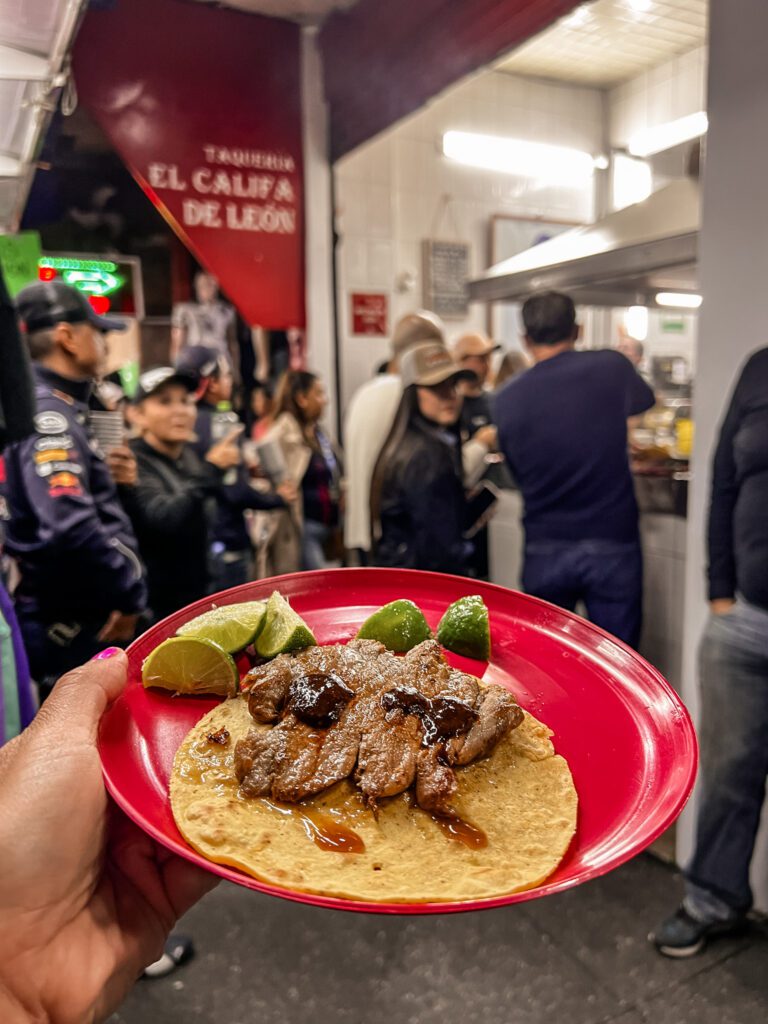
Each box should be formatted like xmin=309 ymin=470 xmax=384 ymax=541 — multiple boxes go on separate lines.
xmin=649 ymin=905 xmax=746 ymax=958
xmin=143 ymin=934 xmax=195 ymax=978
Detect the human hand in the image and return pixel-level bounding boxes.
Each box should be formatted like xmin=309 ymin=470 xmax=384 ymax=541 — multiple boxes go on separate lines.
xmin=98 ymin=610 xmax=139 ymax=643
xmin=206 ymin=425 xmax=243 ymax=470
xmin=106 ymin=445 xmax=137 ymax=487
xmin=710 ymin=598 xmax=736 ymax=616
xmin=0 ymin=650 xmax=218 ymax=1024
xmin=474 ymin=426 xmax=497 ymax=451
xmin=276 ymin=479 xmax=298 ymax=504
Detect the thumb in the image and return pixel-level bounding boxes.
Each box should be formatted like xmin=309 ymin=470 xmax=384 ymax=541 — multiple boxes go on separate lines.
xmin=31 ymin=649 xmax=129 ymax=746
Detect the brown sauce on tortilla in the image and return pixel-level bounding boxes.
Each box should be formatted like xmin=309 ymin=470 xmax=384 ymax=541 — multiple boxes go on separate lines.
xmin=433 ymin=815 xmax=488 ymax=850
xmin=265 ymin=800 xmax=365 ymax=854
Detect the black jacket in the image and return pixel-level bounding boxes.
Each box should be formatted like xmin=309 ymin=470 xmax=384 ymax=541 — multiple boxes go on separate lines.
xmin=191 ymin=401 xmax=284 ymax=552
xmin=120 ymin=438 xmax=224 ymax=622
xmin=4 ymin=366 xmax=146 ymax=620
xmin=708 ymin=347 xmax=768 ymax=610
xmin=374 ymin=415 xmax=469 ymax=575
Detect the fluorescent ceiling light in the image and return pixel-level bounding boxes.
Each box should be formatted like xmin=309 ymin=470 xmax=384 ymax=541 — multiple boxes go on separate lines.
xmin=629 ymin=111 xmax=708 ymax=158
xmin=627 ymin=0 xmax=652 ymax=13
xmin=656 ymin=292 xmax=703 ymax=309
xmin=612 ymin=153 xmax=652 ymax=210
xmin=442 ymin=131 xmax=596 ymax=185
xmin=625 ymin=305 xmax=649 ymax=341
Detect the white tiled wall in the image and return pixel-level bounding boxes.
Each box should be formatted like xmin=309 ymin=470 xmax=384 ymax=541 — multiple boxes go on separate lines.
xmin=606 ymin=45 xmax=706 ymax=375
xmin=334 ymin=70 xmax=604 ymax=411
xmin=609 ymin=45 xmax=708 ymax=149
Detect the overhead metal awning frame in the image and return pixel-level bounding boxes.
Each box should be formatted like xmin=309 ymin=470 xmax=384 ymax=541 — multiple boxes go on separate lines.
xmin=0 ymin=0 xmax=87 ymax=231
xmin=469 ymin=179 xmax=701 ymax=309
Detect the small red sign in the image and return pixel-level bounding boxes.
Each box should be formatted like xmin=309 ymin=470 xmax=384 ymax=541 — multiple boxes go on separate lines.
xmin=351 ymin=292 xmax=388 ymax=336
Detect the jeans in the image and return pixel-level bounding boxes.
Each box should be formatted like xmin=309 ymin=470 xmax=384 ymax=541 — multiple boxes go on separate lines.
xmin=523 ymin=538 xmax=643 ymax=648
xmin=685 ymin=599 xmax=768 ymax=916
xmin=301 ymin=519 xmax=331 ymax=571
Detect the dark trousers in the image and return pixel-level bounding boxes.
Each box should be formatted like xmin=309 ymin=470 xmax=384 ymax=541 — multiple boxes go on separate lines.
xmin=685 ymin=601 xmax=768 ymax=914
xmin=14 ymin=602 xmax=109 ymax=702
xmin=523 ymin=538 xmax=643 ymax=648
xmin=209 ymin=547 xmax=252 ymax=595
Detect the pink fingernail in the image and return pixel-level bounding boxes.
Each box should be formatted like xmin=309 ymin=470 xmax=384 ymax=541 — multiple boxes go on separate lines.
xmin=92 ymin=647 xmax=121 ymax=661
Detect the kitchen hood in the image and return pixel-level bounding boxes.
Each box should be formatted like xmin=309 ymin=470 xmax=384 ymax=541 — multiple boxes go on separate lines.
xmin=469 ymin=178 xmax=700 ymax=309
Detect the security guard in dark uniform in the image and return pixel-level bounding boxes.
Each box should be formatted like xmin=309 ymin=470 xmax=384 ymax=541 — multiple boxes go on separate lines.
xmin=4 ymin=282 xmax=147 ymax=699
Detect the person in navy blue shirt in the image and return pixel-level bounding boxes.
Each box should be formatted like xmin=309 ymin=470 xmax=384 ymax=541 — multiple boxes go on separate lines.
xmin=495 ymin=291 xmax=655 ymax=647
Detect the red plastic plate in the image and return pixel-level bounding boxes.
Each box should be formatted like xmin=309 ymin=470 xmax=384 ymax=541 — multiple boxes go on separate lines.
xmin=98 ymin=568 xmax=697 ymax=915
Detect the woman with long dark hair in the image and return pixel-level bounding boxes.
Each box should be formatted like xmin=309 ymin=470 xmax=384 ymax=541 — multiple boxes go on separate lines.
xmin=370 ymin=343 xmax=474 ymax=574
xmin=265 ymin=370 xmax=341 ymax=572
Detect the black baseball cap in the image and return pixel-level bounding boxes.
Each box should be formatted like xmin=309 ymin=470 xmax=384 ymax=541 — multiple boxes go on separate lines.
xmin=131 ymin=366 xmax=197 ymax=404
xmin=175 ymin=345 xmax=227 ymax=382
xmin=15 ymin=281 xmax=127 ymax=334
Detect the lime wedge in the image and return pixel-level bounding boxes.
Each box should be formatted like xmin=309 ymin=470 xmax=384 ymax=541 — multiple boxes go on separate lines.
xmin=437 ymin=595 xmax=491 ymax=660
xmin=356 ymin=599 xmax=431 ymax=652
xmin=176 ymin=601 xmax=266 ymax=653
xmin=142 ymin=636 xmax=238 ymax=696
xmin=255 ymin=591 xmax=316 ymax=658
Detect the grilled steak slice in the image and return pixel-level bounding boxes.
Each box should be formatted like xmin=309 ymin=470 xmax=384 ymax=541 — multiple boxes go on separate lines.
xmin=235 ymin=726 xmax=284 ymax=797
xmin=445 ymin=685 xmax=524 ymax=766
xmin=237 ymin=638 xmax=524 ymax=815
xmin=245 ymin=657 xmax=295 ymax=722
xmin=246 ymin=641 xmax=387 ymax=722
xmin=415 ymin=745 xmax=457 ymax=816
xmin=355 ymin=702 xmax=422 ymax=805
xmin=434 ymin=669 xmax=481 ymax=706
xmin=271 ymin=703 xmax=363 ymax=802
xmin=403 ymin=639 xmax=452 ymax=694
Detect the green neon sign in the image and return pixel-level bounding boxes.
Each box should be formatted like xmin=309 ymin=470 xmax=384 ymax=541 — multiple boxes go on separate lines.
xmin=61 ymin=268 xmax=124 ymax=296
xmin=40 ymin=257 xmax=118 ymax=272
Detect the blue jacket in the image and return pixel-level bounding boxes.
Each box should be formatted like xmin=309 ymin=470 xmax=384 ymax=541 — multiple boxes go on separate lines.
xmin=3 ymin=366 xmax=146 ymax=620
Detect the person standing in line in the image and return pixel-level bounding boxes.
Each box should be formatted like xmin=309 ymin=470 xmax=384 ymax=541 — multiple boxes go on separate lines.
xmin=344 ymin=312 xmax=496 ymax=564
xmin=0 ymin=266 xmax=43 ymax=738
xmin=3 ymin=282 xmax=146 ymax=699
xmin=492 ymin=349 xmax=531 ymax=391
xmin=176 ymin=346 xmax=295 ymax=591
xmin=370 ymin=344 xmax=475 ymax=574
xmin=343 ymin=311 xmax=444 ymax=564
xmin=266 ymin=370 xmax=341 ymax=573
xmin=495 ymin=291 xmax=655 ymax=648
xmin=120 ymin=367 xmax=241 ymax=624
xmin=451 ymin=331 xmax=500 ymax=440
xmin=170 ymin=271 xmax=239 ymax=378
xmin=452 ymin=331 xmax=502 ymax=579
xmin=615 ymin=326 xmax=645 ymax=371
xmin=652 ymin=346 xmax=768 ymax=957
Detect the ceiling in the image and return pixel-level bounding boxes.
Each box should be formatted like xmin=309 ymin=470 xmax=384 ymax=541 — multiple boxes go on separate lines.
xmin=497 ymin=0 xmax=708 ymax=86
xmin=190 ymin=0 xmax=359 ymax=23
xmin=0 ymin=0 xmax=86 ymax=231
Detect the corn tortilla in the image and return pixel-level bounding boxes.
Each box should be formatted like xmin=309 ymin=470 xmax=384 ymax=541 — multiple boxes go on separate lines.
xmin=170 ymin=692 xmax=577 ymax=903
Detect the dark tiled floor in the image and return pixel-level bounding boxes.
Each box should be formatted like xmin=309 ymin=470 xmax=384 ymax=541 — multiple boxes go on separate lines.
xmin=110 ymin=854 xmax=768 ymax=1024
